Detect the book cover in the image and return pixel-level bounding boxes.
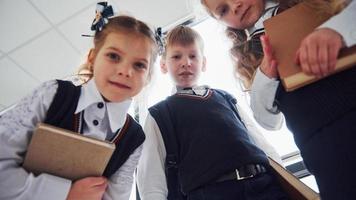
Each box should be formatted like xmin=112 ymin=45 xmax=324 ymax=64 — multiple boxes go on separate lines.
xmin=263 ymin=2 xmax=356 ymax=91
xmin=23 ymin=123 xmax=115 ymax=181
xmin=268 ymin=158 xmax=320 ymax=200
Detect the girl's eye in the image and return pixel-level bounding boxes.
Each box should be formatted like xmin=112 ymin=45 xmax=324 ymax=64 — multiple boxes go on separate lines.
xmin=219 ymin=6 xmax=228 ymax=17
xmin=107 ymin=53 xmax=120 ymax=61
xmin=134 ymin=62 xmax=147 ymax=70
xmin=190 ymin=54 xmax=196 ymax=59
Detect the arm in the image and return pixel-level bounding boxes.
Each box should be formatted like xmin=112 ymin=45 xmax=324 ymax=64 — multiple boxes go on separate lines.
xmin=103 ymin=144 xmax=143 ymax=200
xmin=296 ymin=1 xmax=356 ymax=76
xmin=237 ymin=104 xmax=282 ymax=164
xmin=0 ymin=80 xmax=72 ymax=200
xmin=319 ymin=0 xmax=356 ymax=47
xmin=136 ymin=114 xmax=168 ymax=200
xmin=250 ymin=68 xmax=283 ymax=131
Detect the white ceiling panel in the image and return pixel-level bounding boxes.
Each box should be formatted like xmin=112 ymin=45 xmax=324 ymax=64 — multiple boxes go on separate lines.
xmin=0 ymin=0 xmax=51 ymax=53
xmin=58 ymin=6 xmax=94 ymax=55
xmin=30 ymin=0 xmax=97 ymax=24
xmin=9 ymin=30 xmax=82 ymax=82
xmin=112 ymin=0 xmax=194 ymax=28
xmin=0 ymin=58 xmax=39 ymax=106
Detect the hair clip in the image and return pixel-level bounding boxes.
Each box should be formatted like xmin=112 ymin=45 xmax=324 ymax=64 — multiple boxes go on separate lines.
xmin=91 ymin=2 xmax=114 ymax=32
xmin=155 ymin=27 xmax=165 ymax=55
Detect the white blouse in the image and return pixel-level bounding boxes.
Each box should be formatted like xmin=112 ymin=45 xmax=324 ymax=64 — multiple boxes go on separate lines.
xmin=0 ymin=79 xmax=141 ymax=200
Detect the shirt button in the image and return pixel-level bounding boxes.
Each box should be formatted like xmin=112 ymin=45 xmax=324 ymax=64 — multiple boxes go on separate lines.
xmin=97 ymin=102 xmax=104 ymax=109
xmin=93 ymin=120 xmax=99 ymax=126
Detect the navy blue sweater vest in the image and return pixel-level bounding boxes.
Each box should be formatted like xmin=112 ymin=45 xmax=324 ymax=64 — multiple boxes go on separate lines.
xmin=275 ymin=66 xmax=356 ymax=148
xmin=44 ymin=80 xmax=145 ymax=178
xmin=150 ymin=89 xmax=268 ymax=193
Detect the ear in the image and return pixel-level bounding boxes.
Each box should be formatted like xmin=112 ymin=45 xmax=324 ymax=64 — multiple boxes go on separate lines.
xmin=87 ymin=48 xmax=96 ymax=66
xmin=160 ymin=57 xmax=168 ymax=74
xmin=201 ymin=56 xmax=207 ymax=72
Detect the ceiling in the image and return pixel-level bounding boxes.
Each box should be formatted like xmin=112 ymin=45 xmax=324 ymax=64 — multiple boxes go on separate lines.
xmin=0 ymin=0 xmax=207 ymax=111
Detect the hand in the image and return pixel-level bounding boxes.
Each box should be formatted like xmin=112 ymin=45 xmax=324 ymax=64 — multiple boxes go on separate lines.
xmin=66 ymin=177 xmax=108 ymax=200
xmin=295 ymin=28 xmax=344 ymax=77
xmin=260 ymin=35 xmax=279 ymax=79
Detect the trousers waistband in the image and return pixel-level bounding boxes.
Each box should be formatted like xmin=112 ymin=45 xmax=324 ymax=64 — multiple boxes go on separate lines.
xmin=216 ymin=164 xmax=267 ymax=182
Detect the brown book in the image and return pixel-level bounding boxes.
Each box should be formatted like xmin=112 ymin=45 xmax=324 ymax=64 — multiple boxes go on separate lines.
xmin=263 ymin=2 xmax=356 ymax=91
xmin=268 ymin=158 xmax=320 ymax=200
xmin=23 ymin=123 xmax=115 ymax=181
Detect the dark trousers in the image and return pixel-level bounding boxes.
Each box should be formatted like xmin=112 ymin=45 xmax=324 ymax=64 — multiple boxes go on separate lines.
xmin=186 ymin=171 xmax=288 ymax=200
xmin=300 ymin=109 xmax=356 ymax=200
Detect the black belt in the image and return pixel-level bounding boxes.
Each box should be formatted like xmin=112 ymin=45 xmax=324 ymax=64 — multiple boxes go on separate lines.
xmin=216 ymin=164 xmax=267 ymax=182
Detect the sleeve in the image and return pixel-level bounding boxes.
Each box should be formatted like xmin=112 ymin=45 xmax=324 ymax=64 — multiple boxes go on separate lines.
xmin=237 ymin=105 xmax=283 ymax=164
xmin=250 ymin=68 xmax=284 ymax=130
xmin=0 ymin=80 xmax=72 ymax=200
xmin=103 ymin=144 xmax=143 ymax=200
xmin=136 ymin=113 xmax=168 ymax=200
xmin=318 ymin=0 xmax=356 ymax=47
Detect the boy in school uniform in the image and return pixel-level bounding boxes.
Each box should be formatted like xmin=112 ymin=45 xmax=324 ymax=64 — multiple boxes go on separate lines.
xmin=137 ymin=25 xmax=287 ymax=200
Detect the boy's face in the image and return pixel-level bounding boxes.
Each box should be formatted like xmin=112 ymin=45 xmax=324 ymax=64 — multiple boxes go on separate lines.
xmin=204 ymin=0 xmax=265 ymax=29
xmin=161 ymin=42 xmax=206 ymax=88
xmin=89 ymin=32 xmax=152 ymax=102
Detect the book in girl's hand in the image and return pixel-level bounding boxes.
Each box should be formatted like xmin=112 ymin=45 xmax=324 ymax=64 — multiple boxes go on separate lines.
xmin=23 ymin=123 xmax=115 ymax=181
xmin=264 ymin=2 xmax=356 ymax=91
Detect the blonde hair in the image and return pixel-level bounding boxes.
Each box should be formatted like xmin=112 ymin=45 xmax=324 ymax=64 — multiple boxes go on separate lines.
xmin=78 ymin=15 xmax=158 ymax=83
xmin=201 ymin=0 xmax=347 ymax=89
xmin=162 ymin=25 xmax=204 ymax=58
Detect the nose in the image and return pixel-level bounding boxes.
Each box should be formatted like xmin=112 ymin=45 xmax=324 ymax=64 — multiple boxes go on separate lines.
xmin=231 ymin=0 xmax=242 ymax=15
xmin=181 ymin=56 xmax=192 ymax=68
xmin=117 ymin=64 xmax=132 ymax=77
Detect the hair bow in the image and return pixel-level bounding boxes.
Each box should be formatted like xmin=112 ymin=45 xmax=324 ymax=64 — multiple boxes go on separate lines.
xmin=91 ymin=2 xmax=114 ymax=32
xmin=155 ymin=27 xmax=165 ymax=55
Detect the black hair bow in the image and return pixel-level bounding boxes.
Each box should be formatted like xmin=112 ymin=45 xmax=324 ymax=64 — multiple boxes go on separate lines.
xmin=155 ymin=27 xmax=165 ymax=55
xmin=91 ymin=2 xmax=114 ymax=32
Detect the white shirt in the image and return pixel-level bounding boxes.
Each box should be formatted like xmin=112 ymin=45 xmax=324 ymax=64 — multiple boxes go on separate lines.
xmin=136 ymin=88 xmax=281 ymax=200
xmin=0 ymin=79 xmax=141 ymax=200
xmin=250 ymin=0 xmax=356 ymax=130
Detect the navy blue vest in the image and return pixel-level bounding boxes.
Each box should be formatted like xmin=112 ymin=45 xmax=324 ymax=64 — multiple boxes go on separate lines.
xmin=275 ymin=67 xmax=356 ymax=148
xmin=44 ymin=80 xmax=145 ymax=178
xmin=150 ymin=89 xmax=268 ymax=194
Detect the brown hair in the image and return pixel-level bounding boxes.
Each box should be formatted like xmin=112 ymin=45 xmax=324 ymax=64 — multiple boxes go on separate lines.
xmin=162 ymin=25 xmax=204 ymax=58
xmin=201 ymin=0 xmax=347 ymax=89
xmin=79 ymin=15 xmax=158 ymax=82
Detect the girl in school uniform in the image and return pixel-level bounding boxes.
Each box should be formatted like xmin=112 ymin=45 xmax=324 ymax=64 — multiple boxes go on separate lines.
xmin=0 ymin=2 xmax=158 ymax=200
xmin=200 ymin=0 xmax=356 ymax=199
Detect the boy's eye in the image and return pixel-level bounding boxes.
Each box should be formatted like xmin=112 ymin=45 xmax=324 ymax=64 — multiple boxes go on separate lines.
xmin=107 ymin=53 xmax=120 ymax=61
xmin=172 ymin=55 xmax=181 ymax=59
xmin=134 ymin=62 xmax=147 ymax=70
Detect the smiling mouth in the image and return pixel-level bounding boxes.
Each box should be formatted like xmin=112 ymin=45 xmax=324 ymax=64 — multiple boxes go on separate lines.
xmin=109 ymin=81 xmax=131 ymax=89
xmin=241 ymin=6 xmax=250 ymax=22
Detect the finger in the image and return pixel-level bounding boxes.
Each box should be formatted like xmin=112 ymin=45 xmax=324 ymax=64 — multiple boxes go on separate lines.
xmin=261 ymin=35 xmax=272 ymax=60
xmin=299 ymin=45 xmax=311 ymax=75
xmin=308 ymin=42 xmax=322 ymax=77
xmin=318 ymin=42 xmax=329 ymax=76
xmin=295 ymin=49 xmax=300 ymax=65
xmin=270 ymin=59 xmax=279 ymax=78
xmin=82 ymin=177 xmax=108 ymax=187
xmin=328 ymin=42 xmax=340 ymax=73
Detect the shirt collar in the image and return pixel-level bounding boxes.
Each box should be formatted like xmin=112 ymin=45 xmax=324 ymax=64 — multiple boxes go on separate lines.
xmin=247 ymin=1 xmax=279 ymax=38
xmin=75 ymin=79 xmax=132 ymax=132
xmin=175 ymin=85 xmax=210 ymax=96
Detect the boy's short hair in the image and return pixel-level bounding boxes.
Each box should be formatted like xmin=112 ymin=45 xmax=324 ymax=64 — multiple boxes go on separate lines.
xmin=163 ymin=25 xmax=204 ymax=57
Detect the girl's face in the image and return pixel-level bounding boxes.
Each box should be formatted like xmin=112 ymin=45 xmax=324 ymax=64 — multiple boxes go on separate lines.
xmin=90 ymin=31 xmax=152 ymax=102
xmin=161 ymin=42 xmax=206 ymax=88
xmin=204 ymin=0 xmax=265 ymax=29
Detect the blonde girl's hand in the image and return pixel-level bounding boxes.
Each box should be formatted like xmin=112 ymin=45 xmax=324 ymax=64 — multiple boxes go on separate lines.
xmin=295 ymin=28 xmax=344 ymax=77
xmin=66 ymin=177 xmax=108 ymax=200
xmin=260 ymin=35 xmax=279 ymax=79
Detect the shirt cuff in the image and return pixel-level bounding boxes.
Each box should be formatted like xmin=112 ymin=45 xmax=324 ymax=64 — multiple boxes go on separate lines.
xmin=33 ymin=174 xmax=71 ymax=200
